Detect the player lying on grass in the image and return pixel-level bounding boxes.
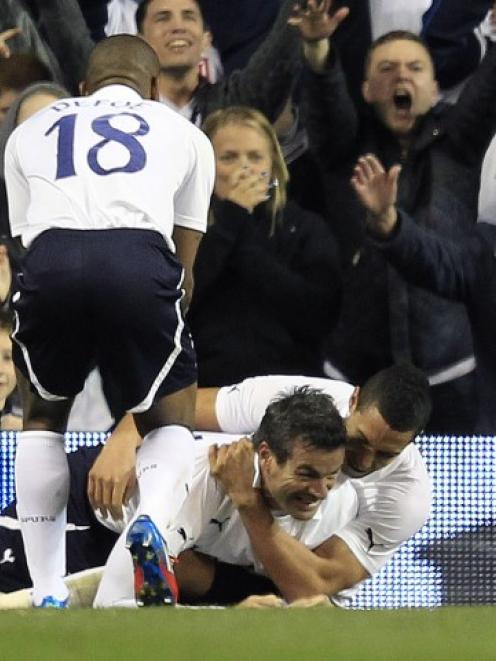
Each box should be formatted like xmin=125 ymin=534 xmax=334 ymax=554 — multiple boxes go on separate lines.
xmin=99 ymin=363 xmax=434 ymax=607
xmin=184 ymin=363 xmax=433 ymax=607
xmin=0 ymin=387 xmax=353 ymax=607
xmin=0 ymin=364 xmax=432 ymax=607
xmin=88 ymin=363 xmax=432 ymax=607
xmin=94 ymin=386 xmax=358 ymax=607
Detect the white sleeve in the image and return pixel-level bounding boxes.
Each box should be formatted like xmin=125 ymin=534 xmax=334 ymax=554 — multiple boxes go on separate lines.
xmin=4 ymin=130 xmax=30 ymax=238
xmin=173 ymin=128 xmax=215 ymax=233
xmin=335 ymin=472 xmax=432 ymax=576
xmin=215 ymin=375 xmax=354 ymax=433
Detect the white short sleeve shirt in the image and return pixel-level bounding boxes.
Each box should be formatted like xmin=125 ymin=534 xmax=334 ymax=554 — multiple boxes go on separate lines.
xmin=214 ymin=375 xmax=432 ymax=603
xmin=98 ymin=432 xmax=358 ymax=576
xmin=4 ymin=84 xmax=215 ymax=249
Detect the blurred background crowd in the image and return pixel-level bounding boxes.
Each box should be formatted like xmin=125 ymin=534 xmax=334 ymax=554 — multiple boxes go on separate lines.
xmin=1 ymin=0 xmax=496 ymax=436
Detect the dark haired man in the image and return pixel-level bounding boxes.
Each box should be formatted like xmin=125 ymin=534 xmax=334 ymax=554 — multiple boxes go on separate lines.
xmin=34 ymin=0 xmax=315 ymax=124
xmin=93 ymin=387 xmax=354 ymax=607
xmin=192 ymin=363 xmax=432 ymax=605
xmin=132 ymin=0 xmax=311 ymax=124
xmin=0 ymin=369 xmax=431 ymax=607
xmin=352 ymin=152 xmax=496 ymax=433
xmin=289 ymin=0 xmax=496 ymax=434
xmin=0 ymin=389 xmax=353 ymax=608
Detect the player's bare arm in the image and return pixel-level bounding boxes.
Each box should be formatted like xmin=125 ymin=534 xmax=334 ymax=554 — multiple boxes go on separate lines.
xmin=233 ymin=498 xmax=368 ymax=602
xmin=172 ymin=226 xmax=203 ymax=313
xmin=236 ymin=593 xmax=333 ymax=609
xmin=194 ymin=387 xmax=222 ymax=431
xmin=209 ymin=439 xmax=368 ymax=602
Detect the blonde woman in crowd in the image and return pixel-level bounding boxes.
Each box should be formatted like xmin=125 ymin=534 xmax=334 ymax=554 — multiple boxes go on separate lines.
xmin=188 ymin=105 xmax=342 ymax=387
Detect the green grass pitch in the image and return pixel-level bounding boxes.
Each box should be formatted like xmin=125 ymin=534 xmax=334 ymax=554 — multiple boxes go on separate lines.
xmin=0 ymin=607 xmax=494 ymax=660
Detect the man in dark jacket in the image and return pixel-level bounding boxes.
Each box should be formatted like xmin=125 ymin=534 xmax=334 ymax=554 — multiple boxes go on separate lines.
xmin=31 ymin=0 xmax=310 ymax=124
xmin=296 ymin=4 xmax=496 ymax=433
xmin=351 ymin=152 xmax=496 ymax=433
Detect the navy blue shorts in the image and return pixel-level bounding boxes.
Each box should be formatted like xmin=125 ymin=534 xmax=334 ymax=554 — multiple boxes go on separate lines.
xmin=12 ymin=229 xmax=197 ymax=412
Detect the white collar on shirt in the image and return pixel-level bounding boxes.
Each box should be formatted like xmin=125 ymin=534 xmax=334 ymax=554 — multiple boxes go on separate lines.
xmin=89 ymin=84 xmax=144 ymax=102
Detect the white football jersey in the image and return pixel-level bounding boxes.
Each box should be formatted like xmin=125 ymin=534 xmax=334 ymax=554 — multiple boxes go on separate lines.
xmin=96 ymin=431 xmax=358 ymax=608
xmin=171 ymin=436 xmax=358 ymax=565
xmin=4 ymin=84 xmax=215 ymax=249
xmin=214 ymin=375 xmax=432 ymax=605
xmin=99 ymin=431 xmax=358 ymax=556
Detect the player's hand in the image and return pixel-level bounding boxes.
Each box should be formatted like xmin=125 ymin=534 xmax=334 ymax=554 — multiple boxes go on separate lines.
xmin=235 ymin=594 xmax=286 ymax=609
xmin=350 ymin=153 xmax=401 ymax=236
xmin=288 ymin=594 xmax=333 ymax=608
xmin=223 ymin=167 xmax=271 ymax=213
xmin=0 ymin=28 xmax=21 ymax=59
xmin=235 ymin=593 xmax=333 ymax=608
xmin=87 ymin=436 xmax=138 ymax=520
xmin=209 ymin=438 xmax=257 ymax=507
xmin=288 ymin=0 xmax=349 ymax=43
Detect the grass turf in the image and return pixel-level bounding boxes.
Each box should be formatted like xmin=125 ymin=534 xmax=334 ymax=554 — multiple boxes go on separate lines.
xmin=0 ymin=607 xmax=494 ymax=660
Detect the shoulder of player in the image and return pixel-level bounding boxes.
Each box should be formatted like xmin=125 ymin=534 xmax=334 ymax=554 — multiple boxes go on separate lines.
xmin=389 ymin=443 xmax=430 ymax=485
xmin=354 ymin=449 xmax=432 ymax=514
xmin=4 ymin=118 xmax=35 ymax=160
xmin=243 ymin=374 xmax=353 ymax=397
xmin=146 ymin=101 xmax=211 ymax=146
xmin=345 ymin=472 xmax=431 ymax=548
xmin=147 ymin=100 xmax=197 ymax=129
xmin=321 ymin=479 xmax=358 ymax=511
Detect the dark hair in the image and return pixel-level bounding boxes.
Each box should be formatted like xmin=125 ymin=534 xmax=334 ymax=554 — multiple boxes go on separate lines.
xmin=357 ymin=364 xmax=432 ymax=434
xmin=0 ymin=54 xmax=52 ymax=92
xmin=136 ymin=0 xmax=203 ymax=33
xmin=364 ymin=30 xmax=434 ymax=77
xmin=252 ymin=386 xmax=346 ymax=464
xmin=84 ymin=35 xmax=159 ymax=96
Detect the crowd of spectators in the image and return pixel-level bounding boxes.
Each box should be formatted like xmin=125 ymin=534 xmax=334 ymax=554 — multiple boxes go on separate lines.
xmin=1 ymin=0 xmax=496 ymax=614
xmin=0 ymin=0 xmax=495 ymax=435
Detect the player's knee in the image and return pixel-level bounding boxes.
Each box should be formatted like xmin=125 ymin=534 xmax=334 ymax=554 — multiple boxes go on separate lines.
xmin=23 ymin=397 xmax=73 ymax=433
xmin=134 ymin=385 xmax=196 ymax=436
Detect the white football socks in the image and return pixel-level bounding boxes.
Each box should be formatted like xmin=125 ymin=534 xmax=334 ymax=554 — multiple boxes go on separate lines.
xmin=94 ymin=425 xmax=196 ymax=608
xmin=93 ymin=531 xmax=134 ymax=607
xmin=15 ymin=431 xmax=70 ymax=604
xmin=136 ymin=424 xmax=195 ymax=535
